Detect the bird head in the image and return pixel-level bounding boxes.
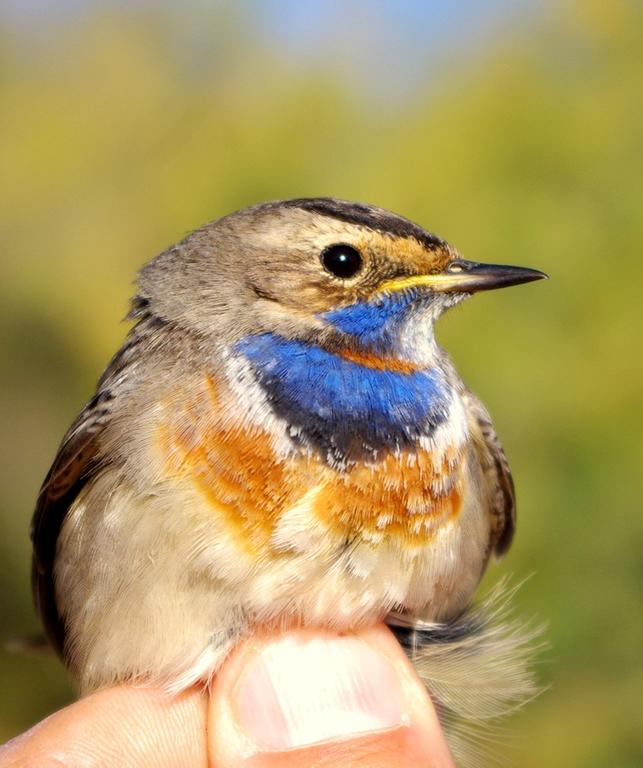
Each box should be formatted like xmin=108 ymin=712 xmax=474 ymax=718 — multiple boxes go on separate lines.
xmin=138 ymin=198 xmax=546 ymax=364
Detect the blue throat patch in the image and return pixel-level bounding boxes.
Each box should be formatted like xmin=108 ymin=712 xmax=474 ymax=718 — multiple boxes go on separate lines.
xmin=236 ymin=316 xmax=450 ymax=464
xmin=322 ymin=290 xmax=420 ymax=353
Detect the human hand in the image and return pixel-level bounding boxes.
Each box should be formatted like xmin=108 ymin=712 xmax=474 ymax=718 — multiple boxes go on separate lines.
xmin=1 ymin=624 xmax=455 ymax=767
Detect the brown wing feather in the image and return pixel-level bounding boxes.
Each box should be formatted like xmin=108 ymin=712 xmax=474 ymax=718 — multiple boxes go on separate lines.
xmin=462 ymin=389 xmax=516 ymax=557
xmin=30 ymin=394 xmax=111 ymax=656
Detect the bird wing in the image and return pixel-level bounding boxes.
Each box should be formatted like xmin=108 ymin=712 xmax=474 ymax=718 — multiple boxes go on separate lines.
xmin=462 ymin=389 xmax=516 ymax=557
xmin=31 ymin=394 xmax=112 ymax=656
xmin=30 ymin=311 xmax=151 ymax=656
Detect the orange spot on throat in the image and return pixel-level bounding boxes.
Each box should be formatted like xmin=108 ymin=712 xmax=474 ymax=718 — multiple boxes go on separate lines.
xmin=336 ymin=347 xmax=425 ymax=374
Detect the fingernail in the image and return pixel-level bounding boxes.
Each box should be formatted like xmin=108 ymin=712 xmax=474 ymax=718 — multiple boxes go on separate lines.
xmin=234 ymin=632 xmax=407 ymax=751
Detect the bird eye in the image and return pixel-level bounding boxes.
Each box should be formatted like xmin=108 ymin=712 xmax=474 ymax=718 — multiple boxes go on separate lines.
xmin=446 ymin=260 xmax=468 ymax=273
xmin=321 ymin=244 xmax=363 ymax=279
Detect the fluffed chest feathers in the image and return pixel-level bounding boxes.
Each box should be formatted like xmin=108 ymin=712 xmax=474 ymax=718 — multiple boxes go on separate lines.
xmin=147 ymin=333 xmax=487 ymax=627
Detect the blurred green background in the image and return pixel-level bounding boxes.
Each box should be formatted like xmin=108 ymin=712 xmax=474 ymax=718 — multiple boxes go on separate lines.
xmin=1 ymin=0 xmax=641 ymax=764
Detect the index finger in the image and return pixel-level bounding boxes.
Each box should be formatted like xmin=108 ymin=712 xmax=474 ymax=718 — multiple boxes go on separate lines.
xmin=0 ymin=685 xmax=207 ymax=767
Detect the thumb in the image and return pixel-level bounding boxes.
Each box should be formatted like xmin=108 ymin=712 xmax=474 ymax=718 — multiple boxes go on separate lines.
xmin=209 ymin=623 xmax=456 ymax=768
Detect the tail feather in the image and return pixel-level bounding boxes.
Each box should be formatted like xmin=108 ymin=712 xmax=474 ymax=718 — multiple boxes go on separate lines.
xmin=388 ymin=580 xmax=545 ymax=767
xmin=5 ymin=633 xmax=54 ymax=656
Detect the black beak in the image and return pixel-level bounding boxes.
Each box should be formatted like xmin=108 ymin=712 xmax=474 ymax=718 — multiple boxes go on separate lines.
xmin=379 ymin=259 xmax=548 ymax=295
xmin=439 ymin=259 xmax=549 ymax=293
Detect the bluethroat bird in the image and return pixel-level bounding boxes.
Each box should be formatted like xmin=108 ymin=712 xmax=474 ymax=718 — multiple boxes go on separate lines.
xmin=32 ymin=198 xmax=546 ymax=759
